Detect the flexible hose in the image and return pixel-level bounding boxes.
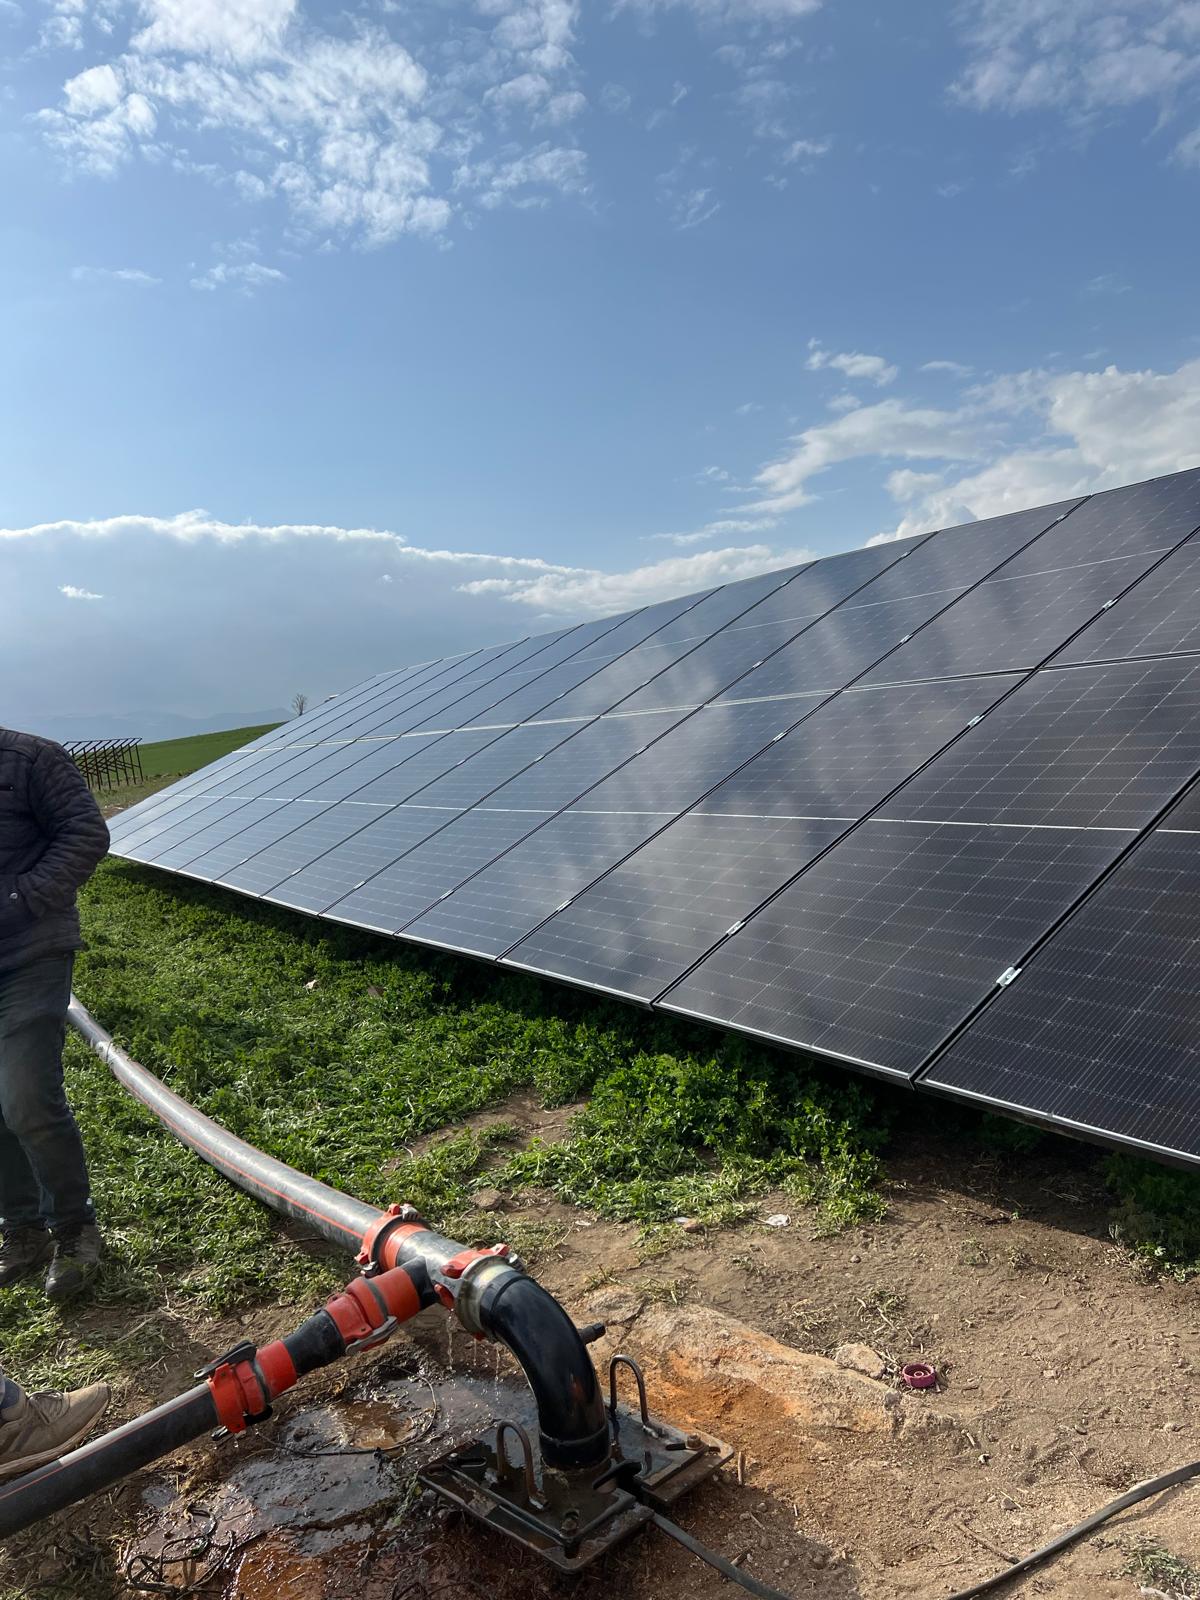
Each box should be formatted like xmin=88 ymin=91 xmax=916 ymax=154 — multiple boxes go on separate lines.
xmin=944 ymin=1455 xmax=1200 ymax=1600
xmin=651 ymin=1513 xmax=798 ymax=1599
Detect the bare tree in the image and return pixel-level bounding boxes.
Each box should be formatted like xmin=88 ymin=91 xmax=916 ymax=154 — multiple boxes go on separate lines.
xmin=291 ymin=693 xmax=308 ymax=717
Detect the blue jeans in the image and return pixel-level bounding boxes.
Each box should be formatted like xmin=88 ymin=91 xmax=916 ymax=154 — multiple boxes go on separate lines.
xmin=0 ymin=954 xmax=94 ymax=1235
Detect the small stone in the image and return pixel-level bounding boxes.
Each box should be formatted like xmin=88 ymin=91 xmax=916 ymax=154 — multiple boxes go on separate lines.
xmin=471 ymin=1187 xmax=506 ymax=1212
xmin=1041 ymin=1367 xmax=1059 ymax=1379
xmin=1163 ymin=1421 xmax=1183 ymax=1433
xmin=848 ymin=1253 xmax=861 ymax=1263
xmin=764 ymin=1213 xmax=790 ymax=1228
xmin=834 ymin=1342 xmax=886 ymax=1380
xmin=675 ymin=1216 xmax=703 ymax=1233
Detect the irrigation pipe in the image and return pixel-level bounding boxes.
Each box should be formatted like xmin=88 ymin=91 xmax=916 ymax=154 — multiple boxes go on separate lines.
xmin=45 ymin=996 xmax=1200 ymax=1600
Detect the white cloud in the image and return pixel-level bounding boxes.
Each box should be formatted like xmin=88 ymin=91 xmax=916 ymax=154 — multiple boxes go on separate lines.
xmin=190 ymin=259 xmax=286 ymax=293
xmin=462 ymin=542 xmax=813 ymax=613
xmin=921 ymin=359 xmax=974 ymax=378
xmin=951 ymin=0 xmax=1200 ymax=169
xmin=59 ymin=584 xmax=104 ymax=600
xmin=749 ymin=397 xmax=990 ymax=515
xmin=782 ymin=136 xmax=830 ymax=163
xmin=34 ymin=4 xmax=587 ymax=247
xmin=806 ymin=341 xmax=898 ymax=387
xmin=1084 ymin=272 xmax=1131 ymax=294
xmin=621 ymin=0 xmax=822 ymax=19
xmin=132 ymin=0 xmax=298 ymax=64
xmin=826 ymin=392 xmax=861 ymax=413
xmin=7 ymin=508 xmax=809 ymax=620
xmin=71 ymin=264 xmax=161 ymax=285
xmin=667 ymin=184 xmax=720 ymax=229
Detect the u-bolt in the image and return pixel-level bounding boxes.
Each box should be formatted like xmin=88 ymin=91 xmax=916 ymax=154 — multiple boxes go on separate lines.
xmin=495 ymin=1419 xmax=541 ymax=1505
xmin=608 ymin=1353 xmax=650 ymax=1437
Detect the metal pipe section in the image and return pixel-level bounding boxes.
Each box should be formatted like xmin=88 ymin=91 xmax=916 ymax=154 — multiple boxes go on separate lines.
xmin=68 ymin=998 xmax=380 ymax=1251
xmin=67 ymin=995 xmax=609 ymax=1475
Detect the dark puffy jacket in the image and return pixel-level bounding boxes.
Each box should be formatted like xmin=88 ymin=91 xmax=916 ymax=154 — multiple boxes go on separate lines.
xmin=0 ymin=728 xmax=110 ymax=972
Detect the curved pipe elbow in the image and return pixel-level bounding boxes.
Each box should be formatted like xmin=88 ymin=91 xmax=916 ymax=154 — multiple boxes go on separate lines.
xmin=477 ymin=1272 xmax=609 ymax=1472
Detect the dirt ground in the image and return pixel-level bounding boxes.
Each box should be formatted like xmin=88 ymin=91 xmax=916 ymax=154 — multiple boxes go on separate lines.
xmin=4 ymin=1100 xmax=1198 ymax=1600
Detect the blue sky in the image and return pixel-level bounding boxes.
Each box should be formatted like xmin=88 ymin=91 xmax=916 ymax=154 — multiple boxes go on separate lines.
xmin=3 ymin=0 xmax=1200 ymax=737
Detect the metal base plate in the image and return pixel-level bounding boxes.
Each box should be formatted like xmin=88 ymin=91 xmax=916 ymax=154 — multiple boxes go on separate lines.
xmin=420 ymin=1406 xmax=732 ymax=1573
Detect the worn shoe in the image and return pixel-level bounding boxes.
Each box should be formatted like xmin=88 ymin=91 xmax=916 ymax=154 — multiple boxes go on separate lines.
xmin=0 ymin=1383 xmax=111 ymax=1479
xmin=45 ymin=1224 xmax=103 ymax=1303
xmin=0 ymin=1227 xmax=53 ymax=1289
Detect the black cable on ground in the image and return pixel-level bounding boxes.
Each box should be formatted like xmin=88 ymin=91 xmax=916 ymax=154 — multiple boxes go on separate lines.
xmin=944 ymin=1456 xmax=1200 ymax=1600
xmin=651 ymin=1512 xmax=799 ymax=1600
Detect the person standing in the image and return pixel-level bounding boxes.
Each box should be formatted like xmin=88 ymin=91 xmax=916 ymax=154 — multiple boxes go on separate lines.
xmin=0 ymin=725 xmax=110 ymax=1301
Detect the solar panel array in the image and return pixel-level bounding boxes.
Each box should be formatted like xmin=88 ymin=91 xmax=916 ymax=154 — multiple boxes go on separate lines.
xmin=108 ymin=470 xmax=1200 ymax=1169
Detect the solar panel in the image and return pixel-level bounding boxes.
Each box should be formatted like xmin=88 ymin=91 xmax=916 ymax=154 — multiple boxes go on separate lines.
xmin=699 ymin=677 xmax=1020 ymax=821
xmin=860 ymin=553 xmax=1161 ymax=685
xmin=443 ymin=596 xmax=712 ymax=731
xmin=921 ymin=797 xmax=1200 ymax=1161
xmin=525 ymin=567 xmax=810 ymax=722
xmin=108 ymin=469 xmax=1200 ymax=1171
xmin=321 ymin=710 xmax=686 ymax=935
xmin=660 ymin=820 xmax=1117 ymax=1078
xmin=1056 ymin=536 xmax=1200 ymax=667
xmin=878 ymin=657 xmax=1200 ymax=831
xmin=505 ymin=814 xmax=848 ymax=1000
xmin=408 ymin=698 xmax=821 ymax=956
xmin=615 ymin=540 xmax=923 ymax=714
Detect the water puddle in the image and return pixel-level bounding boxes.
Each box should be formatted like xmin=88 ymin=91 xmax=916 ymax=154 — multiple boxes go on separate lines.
xmin=122 ymin=1346 xmax=539 ymax=1600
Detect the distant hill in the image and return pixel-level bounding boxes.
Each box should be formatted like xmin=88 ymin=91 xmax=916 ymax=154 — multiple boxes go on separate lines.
xmin=24 ymin=708 xmax=292 ymax=745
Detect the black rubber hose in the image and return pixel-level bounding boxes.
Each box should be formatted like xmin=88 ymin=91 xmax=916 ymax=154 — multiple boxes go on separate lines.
xmin=0 ymin=1388 xmax=218 ymax=1540
xmin=651 ymin=1513 xmax=798 ymax=1599
xmin=943 ymin=1456 xmax=1200 ymax=1600
xmin=0 ymin=1305 xmax=361 ymax=1540
xmin=67 ymin=999 xmax=380 ymax=1251
xmin=478 ymin=1272 xmax=609 ymax=1471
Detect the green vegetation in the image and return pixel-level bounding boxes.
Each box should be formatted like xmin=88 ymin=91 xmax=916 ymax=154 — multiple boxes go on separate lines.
xmin=1124 ymin=1541 xmax=1200 ymax=1598
xmin=1107 ymin=1156 xmax=1200 ymax=1279
xmin=136 ymin=722 xmax=281 ymax=777
xmin=0 ymin=859 xmax=889 ymax=1391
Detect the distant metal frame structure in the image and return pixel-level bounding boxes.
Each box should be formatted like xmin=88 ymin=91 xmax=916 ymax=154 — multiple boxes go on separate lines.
xmin=65 ymin=738 xmax=144 ymax=793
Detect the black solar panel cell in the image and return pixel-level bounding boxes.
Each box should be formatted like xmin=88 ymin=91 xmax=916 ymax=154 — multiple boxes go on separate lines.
xmin=218 ymin=803 xmax=378 ymax=895
xmin=505 ymin=813 xmax=847 ymax=1000
xmin=880 ymin=656 xmax=1200 ymax=830
xmin=265 ymin=805 xmax=457 ymax=914
xmin=329 ymin=808 xmax=551 ymax=935
xmin=922 ymin=821 xmax=1200 ymax=1160
xmin=182 ymin=802 xmax=336 ymax=883
xmin=483 ymin=712 xmax=683 ymax=811
xmin=660 ymin=819 xmax=1117 ymax=1078
xmin=860 ymin=553 xmax=1159 ymax=685
xmin=117 ymin=796 xmax=238 ymax=862
xmin=1057 ymin=538 xmax=1200 ymax=666
xmin=717 ymin=590 xmax=968 ymax=701
xmin=335 ymin=729 xmax=504 ymax=805
xmin=402 ymin=721 xmax=583 ymax=810
xmin=406 ymin=810 xmax=678 ymax=957
xmin=538 ymin=569 xmax=812 ymax=722
xmin=149 ymin=798 xmax=291 ymax=870
xmin=996 ymin=469 xmax=1200 ymax=573
xmin=859 ymin=499 xmax=1082 ymax=600
xmin=700 ymin=677 xmax=1019 ymax=820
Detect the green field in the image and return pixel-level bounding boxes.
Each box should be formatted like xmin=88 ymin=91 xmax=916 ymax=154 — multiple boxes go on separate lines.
xmin=136 ymin=722 xmax=281 ymax=777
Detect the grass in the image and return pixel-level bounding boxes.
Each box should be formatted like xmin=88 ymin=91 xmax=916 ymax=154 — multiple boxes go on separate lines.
xmin=135 ymin=723 xmax=281 ymax=778
xmin=0 ymin=858 xmax=892 ymax=1393
xmin=1124 ymin=1540 xmax=1200 ymax=1598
